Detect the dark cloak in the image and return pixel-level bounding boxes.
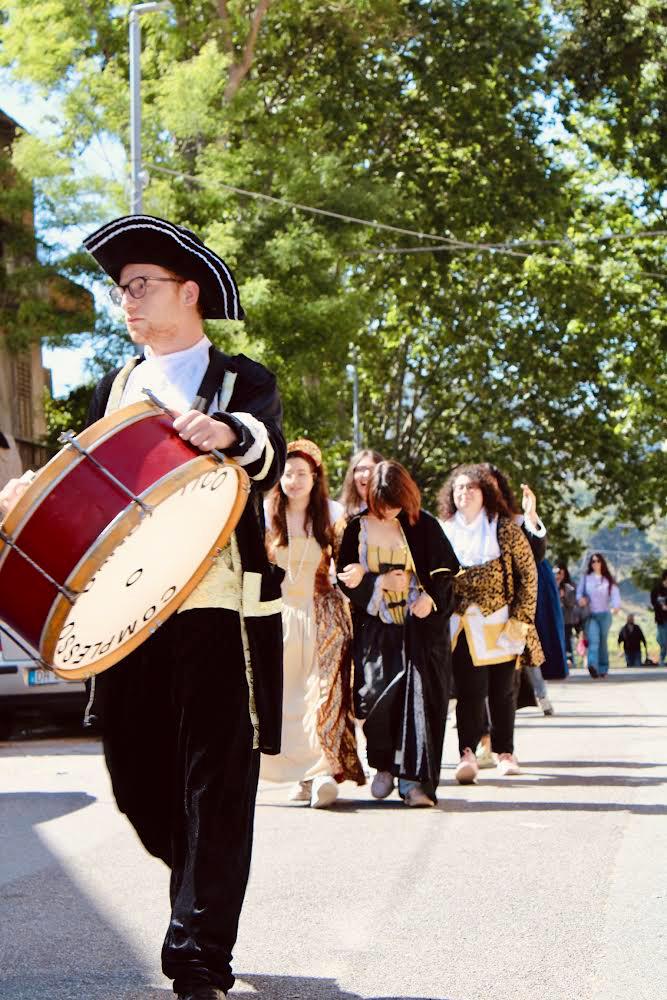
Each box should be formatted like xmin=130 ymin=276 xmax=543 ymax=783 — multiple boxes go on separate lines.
xmin=337 ymin=509 xmax=458 ymax=800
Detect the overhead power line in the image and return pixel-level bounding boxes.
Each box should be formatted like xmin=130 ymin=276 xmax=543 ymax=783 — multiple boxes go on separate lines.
xmin=148 ymin=163 xmax=667 ymax=282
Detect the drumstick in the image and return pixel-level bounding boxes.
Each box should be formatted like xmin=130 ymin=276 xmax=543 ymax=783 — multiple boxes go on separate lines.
xmin=142 ymin=388 xmax=227 ymax=464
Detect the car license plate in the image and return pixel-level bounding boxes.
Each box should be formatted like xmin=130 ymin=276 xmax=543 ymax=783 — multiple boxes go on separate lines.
xmin=28 ymin=668 xmax=59 ymax=686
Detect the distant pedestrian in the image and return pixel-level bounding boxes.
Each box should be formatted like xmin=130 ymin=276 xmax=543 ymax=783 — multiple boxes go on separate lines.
xmin=576 ymin=553 xmax=621 ymax=678
xmin=617 ymin=614 xmax=647 ymax=667
xmin=555 ymin=562 xmax=578 ymax=667
xmin=650 ymin=570 xmax=667 ymax=666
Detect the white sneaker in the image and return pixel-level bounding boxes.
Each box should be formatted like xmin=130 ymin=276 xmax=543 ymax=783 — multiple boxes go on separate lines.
xmin=475 ymin=741 xmax=497 ymax=769
xmin=310 ymin=775 xmax=338 ymax=809
xmin=371 ymin=770 xmax=395 ymax=799
xmin=288 ymin=780 xmax=312 ymax=802
xmin=455 ymin=748 xmax=479 ymax=784
xmin=538 ymin=696 xmax=554 ymax=716
xmin=497 ymin=753 xmax=521 ymax=776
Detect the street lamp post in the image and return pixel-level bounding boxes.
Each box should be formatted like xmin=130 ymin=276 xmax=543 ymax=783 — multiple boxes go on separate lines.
xmin=129 ymin=1 xmax=171 ymax=214
xmin=347 ymin=349 xmax=361 ymax=452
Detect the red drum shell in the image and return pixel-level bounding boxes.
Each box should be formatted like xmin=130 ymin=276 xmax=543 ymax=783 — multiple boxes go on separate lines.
xmin=0 ymin=401 xmax=249 ymax=677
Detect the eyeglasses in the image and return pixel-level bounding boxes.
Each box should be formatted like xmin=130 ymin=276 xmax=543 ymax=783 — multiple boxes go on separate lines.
xmin=591 ymin=557 xmax=601 ymax=563
xmin=354 ymin=465 xmax=374 ymax=476
xmin=453 ymin=483 xmax=481 ymax=493
xmin=108 ymin=276 xmax=184 ymax=306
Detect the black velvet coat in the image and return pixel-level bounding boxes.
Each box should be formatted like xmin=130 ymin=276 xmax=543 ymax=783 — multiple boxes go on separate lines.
xmin=86 ymin=348 xmax=286 ymax=754
xmin=337 ymin=509 xmax=459 ymax=798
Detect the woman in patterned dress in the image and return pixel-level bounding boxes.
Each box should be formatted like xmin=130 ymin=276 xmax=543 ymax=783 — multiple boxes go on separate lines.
xmin=337 ymin=461 xmax=458 ymax=807
xmin=438 ymin=464 xmax=542 ymax=784
xmin=261 ymin=439 xmax=363 ymax=807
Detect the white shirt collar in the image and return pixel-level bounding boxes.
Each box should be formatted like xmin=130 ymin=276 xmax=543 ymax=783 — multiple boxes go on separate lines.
xmin=144 ymin=336 xmax=211 ymax=371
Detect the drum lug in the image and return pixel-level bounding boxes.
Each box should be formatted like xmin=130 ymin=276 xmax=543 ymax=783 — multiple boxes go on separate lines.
xmin=59 ymin=431 xmax=153 ymax=515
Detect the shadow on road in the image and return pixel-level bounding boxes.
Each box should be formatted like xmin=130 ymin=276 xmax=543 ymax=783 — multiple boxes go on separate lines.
xmin=0 ymin=791 xmax=161 ymax=1000
xmin=435 ymin=799 xmax=665 ymax=815
xmin=523 ymin=759 xmax=666 ymax=768
xmin=233 ymin=974 xmax=456 ymax=1000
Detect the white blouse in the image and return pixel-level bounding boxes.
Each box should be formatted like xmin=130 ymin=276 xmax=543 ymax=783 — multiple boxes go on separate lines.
xmin=440 ymin=510 xmax=501 ymax=567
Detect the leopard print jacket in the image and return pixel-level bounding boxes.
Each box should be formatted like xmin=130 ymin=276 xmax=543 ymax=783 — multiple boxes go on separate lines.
xmin=453 ymin=518 xmax=544 ymax=667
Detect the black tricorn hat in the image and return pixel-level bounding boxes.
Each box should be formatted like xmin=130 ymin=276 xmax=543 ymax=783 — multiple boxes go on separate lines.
xmin=83 ymin=214 xmax=245 ymax=320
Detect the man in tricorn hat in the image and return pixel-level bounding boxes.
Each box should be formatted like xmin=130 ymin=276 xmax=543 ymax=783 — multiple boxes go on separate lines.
xmin=0 ymin=215 xmax=285 ymax=1000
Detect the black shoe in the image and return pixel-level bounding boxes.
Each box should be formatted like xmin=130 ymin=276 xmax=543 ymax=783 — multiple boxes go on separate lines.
xmin=178 ymin=989 xmax=227 ymax=1000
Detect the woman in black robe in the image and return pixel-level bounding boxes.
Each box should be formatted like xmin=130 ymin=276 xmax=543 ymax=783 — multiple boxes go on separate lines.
xmin=337 ymin=461 xmax=458 ymax=806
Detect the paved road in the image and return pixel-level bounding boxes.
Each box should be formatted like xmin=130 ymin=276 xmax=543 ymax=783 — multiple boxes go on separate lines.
xmin=1 ymin=669 xmax=665 ymax=1000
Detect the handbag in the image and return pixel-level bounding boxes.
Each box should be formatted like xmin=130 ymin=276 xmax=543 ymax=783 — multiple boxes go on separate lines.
xmin=576 ymin=633 xmax=589 ymax=656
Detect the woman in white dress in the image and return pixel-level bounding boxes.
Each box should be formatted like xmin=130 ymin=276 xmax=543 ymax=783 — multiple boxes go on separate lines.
xmin=262 ymin=439 xmax=364 ymax=807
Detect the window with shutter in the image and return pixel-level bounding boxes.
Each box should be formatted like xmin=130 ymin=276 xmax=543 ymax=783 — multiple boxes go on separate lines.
xmin=14 ymin=352 xmax=33 ymax=440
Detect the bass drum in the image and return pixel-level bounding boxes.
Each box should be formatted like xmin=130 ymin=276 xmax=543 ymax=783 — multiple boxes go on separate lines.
xmin=0 ymin=400 xmax=249 ymax=679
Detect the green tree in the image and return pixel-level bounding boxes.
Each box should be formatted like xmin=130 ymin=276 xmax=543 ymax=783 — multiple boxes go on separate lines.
xmin=1 ymin=0 xmax=664 ymax=548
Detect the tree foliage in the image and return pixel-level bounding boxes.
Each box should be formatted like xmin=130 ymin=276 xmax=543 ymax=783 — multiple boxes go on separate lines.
xmin=0 ymin=0 xmax=665 ymax=548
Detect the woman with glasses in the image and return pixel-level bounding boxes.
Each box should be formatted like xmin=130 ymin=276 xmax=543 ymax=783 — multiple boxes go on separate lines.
xmin=337 ymin=460 xmax=458 ymax=807
xmin=576 ymin=553 xmax=621 ymax=678
xmin=339 ymin=448 xmax=385 ymax=519
xmin=262 ymin=439 xmax=364 ymax=806
xmin=438 ymin=464 xmax=542 ymax=783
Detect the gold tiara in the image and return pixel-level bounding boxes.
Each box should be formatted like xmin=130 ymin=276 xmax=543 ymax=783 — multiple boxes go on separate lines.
xmin=287 ymin=438 xmax=322 ymax=468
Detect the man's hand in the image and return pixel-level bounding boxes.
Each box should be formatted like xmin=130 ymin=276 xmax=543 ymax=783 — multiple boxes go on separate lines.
xmin=411 ymin=592 xmax=434 ymax=619
xmin=0 ymin=472 xmax=35 ymax=519
xmin=172 ymin=411 xmax=237 ymax=452
xmin=338 ymin=563 xmax=364 ymax=588
xmin=520 ymin=482 xmax=539 ymax=530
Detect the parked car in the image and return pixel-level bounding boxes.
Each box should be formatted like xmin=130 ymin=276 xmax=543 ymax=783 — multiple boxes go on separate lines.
xmin=0 ymin=629 xmax=88 ymax=739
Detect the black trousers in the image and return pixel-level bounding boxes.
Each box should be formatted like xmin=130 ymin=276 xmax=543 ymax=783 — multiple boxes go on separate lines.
xmin=452 ymin=633 xmax=517 ymax=755
xmin=97 ymin=608 xmax=258 ymax=996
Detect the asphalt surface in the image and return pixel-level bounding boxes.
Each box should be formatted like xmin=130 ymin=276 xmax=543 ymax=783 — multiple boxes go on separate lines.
xmin=1 ymin=668 xmax=665 ymax=1000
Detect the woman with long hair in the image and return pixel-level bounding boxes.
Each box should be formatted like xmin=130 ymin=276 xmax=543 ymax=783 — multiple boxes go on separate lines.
xmin=438 ymin=464 xmax=542 ymax=783
xmin=576 ymin=552 xmax=621 ymax=678
xmin=337 ymin=460 xmax=458 ymax=807
xmin=262 ymin=439 xmax=364 ymax=806
xmin=339 ymin=448 xmax=385 ymax=519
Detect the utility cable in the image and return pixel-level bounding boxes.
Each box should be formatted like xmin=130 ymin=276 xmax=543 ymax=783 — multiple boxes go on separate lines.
xmin=147 ymin=162 xmax=667 ymax=281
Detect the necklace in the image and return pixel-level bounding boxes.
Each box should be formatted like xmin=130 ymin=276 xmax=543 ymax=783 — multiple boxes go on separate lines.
xmin=286 ymin=515 xmax=312 ymax=583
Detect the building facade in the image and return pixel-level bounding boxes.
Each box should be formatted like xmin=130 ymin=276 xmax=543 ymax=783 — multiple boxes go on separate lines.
xmin=0 ymin=109 xmax=92 ymax=478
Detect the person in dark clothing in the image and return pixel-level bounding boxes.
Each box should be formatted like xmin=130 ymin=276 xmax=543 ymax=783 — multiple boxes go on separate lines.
xmin=82 ymin=215 xmax=285 ymax=1000
xmin=617 ymin=614 xmax=648 ymax=667
xmin=650 ymin=570 xmax=667 ymax=666
xmin=337 ymin=460 xmax=458 ymax=806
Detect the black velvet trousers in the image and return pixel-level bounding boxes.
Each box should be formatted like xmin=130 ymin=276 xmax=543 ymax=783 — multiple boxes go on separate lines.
xmin=97 ymin=608 xmax=258 ymax=996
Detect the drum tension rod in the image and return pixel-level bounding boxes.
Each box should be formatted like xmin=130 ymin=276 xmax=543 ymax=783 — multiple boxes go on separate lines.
xmin=58 ymin=431 xmax=153 ymax=515
xmin=0 ymin=528 xmax=80 ymax=604
xmin=0 ymin=620 xmax=52 ymax=671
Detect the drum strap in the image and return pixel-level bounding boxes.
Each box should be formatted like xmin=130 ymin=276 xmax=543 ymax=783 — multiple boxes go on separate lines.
xmin=192 ymin=347 xmax=236 ymax=414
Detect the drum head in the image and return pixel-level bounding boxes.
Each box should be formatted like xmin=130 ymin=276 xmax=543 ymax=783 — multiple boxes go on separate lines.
xmin=46 ymin=459 xmax=248 ymax=678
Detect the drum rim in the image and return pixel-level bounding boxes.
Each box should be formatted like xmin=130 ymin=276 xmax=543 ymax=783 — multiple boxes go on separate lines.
xmin=0 ymin=401 xmax=165 ymax=572
xmin=46 ymin=456 xmax=249 ymax=679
